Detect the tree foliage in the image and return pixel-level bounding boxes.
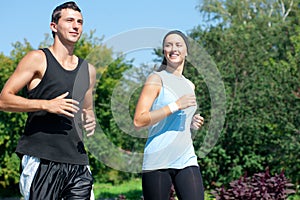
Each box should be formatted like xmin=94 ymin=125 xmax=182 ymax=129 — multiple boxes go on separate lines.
xmin=0 ymin=0 xmax=299 ymax=197
xmin=189 ymin=0 xmax=300 ymax=194
xmin=0 ymin=41 xmax=32 ymax=190
xmin=198 ymin=0 xmax=297 ymax=26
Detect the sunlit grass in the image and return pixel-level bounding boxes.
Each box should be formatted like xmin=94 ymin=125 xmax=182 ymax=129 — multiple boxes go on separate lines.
xmin=93 ymin=178 xmax=299 ymax=200
xmin=93 ymin=178 xmax=215 ymax=200
xmin=93 ymin=178 xmax=143 ymax=200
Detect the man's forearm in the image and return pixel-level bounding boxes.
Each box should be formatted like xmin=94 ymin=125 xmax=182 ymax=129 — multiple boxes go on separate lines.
xmin=0 ymin=93 xmax=46 ymax=112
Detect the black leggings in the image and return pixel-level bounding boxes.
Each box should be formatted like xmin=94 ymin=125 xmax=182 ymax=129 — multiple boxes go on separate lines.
xmin=142 ymin=166 xmax=204 ymax=200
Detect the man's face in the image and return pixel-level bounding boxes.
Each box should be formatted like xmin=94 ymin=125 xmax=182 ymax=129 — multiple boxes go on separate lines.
xmin=52 ymin=8 xmax=83 ymax=44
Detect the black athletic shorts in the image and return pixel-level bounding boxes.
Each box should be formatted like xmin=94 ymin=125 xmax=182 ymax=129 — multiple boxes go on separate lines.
xmin=28 ymin=159 xmax=93 ymax=200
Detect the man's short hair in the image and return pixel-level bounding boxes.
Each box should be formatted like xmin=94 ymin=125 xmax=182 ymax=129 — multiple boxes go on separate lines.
xmin=51 ymin=1 xmax=81 ymax=38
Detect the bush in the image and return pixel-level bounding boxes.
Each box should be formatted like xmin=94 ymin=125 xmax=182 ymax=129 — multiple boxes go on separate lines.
xmin=211 ymin=168 xmax=296 ymax=200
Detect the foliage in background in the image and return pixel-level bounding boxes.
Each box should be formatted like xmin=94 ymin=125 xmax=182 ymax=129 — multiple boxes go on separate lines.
xmin=0 ymin=0 xmax=299 ymax=198
xmin=189 ymin=0 xmax=300 ymax=195
xmin=0 ymin=40 xmax=32 ymax=191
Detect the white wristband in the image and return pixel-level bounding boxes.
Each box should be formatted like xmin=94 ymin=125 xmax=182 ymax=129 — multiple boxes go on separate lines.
xmin=168 ymin=102 xmax=179 ymax=113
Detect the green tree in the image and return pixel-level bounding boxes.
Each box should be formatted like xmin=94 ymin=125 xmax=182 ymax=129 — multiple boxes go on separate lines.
xmin=188 ymin=0 xmax=300 ymax=192
xmin=0 ymin=40 xmax=32 ymax=195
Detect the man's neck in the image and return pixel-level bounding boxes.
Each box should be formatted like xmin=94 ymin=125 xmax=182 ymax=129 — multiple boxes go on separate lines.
xmin=49 ymin=42 xmax=78 ymax=71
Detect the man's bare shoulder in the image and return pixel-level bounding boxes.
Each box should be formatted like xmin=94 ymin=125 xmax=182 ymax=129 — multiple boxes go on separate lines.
xmin=18 ymin=49 xmax=46 ymax=72
xmin=24 ymin=49 xmax=45 ymax=62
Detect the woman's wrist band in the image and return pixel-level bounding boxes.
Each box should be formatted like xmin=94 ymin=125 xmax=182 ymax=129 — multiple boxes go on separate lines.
xmin=168 ymin=102 xmax=179 ymax=113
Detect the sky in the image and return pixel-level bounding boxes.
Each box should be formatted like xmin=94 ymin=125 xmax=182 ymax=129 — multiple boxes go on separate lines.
xmin=1 ymin=0 xmax=204 ymax=65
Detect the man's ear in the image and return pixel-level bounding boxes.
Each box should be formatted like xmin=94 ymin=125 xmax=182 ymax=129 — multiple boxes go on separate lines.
xmin=50 ymin=22 xmax=57 ymax=33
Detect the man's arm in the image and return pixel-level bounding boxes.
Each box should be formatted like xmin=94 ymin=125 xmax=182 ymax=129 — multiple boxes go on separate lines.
xmin=82 ymin=63 xmax=97 ymax=136
xmin=0 ymin=50 xmax=79 ymax=117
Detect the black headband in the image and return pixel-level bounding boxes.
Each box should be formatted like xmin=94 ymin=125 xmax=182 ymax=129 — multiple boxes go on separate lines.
xmin=162 ymin=30 xmax=189 ymax=54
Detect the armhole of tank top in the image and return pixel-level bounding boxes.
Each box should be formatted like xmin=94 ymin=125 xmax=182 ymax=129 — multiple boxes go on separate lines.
xmin=27 ymin=49 xmax=48 ymax=94
xmin=78 ymin=57 xmax=84 ymax=68
xmin=185 ymin=78 xmax=195 ymax=90
xmin=78 ymin=59 xmax=90 ymax=88
xmin=152 ymin=71 xmax=164 ymax=102
xmin=83 ymin=60 xmax=89 ymax=85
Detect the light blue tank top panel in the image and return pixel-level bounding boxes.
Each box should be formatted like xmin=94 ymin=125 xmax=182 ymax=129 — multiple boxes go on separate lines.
xmin=142 ymin=70 xmax=198 ymax=171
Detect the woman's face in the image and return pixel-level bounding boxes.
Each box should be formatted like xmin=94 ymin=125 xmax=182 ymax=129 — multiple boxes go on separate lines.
xmin=163 ymin=34 xmax=188 ymax=66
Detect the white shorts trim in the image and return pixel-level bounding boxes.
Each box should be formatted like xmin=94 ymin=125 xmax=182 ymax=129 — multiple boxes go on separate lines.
xmin=19 ymin=155 xmax=40 ymax=200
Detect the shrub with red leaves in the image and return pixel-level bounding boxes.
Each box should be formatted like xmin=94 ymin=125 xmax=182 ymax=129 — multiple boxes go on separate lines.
xmin=211 ymin=168 xmax=296 ymax=200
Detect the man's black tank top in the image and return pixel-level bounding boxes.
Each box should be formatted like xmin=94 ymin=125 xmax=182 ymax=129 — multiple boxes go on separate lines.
xmin=16 ymin=48 xmax=90 ymax=165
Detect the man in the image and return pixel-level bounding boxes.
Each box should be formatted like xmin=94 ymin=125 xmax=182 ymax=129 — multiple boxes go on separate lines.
xmin=0 ymin=1 xmax=96 ymax=199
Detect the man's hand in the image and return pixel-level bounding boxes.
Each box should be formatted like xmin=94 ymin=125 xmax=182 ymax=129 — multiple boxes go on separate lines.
xmin=47 ymin=92 xmax=79 ymax=117
xmin=82 ymin=109 xmax=96 ymax=137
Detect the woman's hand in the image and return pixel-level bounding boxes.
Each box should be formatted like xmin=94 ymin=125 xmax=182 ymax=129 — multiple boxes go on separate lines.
xmin=175 ymin=94 xmax=197 ymax=110
xmin=191 ymin=113 xmax=204 ymax=130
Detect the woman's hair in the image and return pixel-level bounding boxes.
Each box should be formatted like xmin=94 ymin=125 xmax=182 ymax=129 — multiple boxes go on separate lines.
xmin=51 ymin=1 xmax=81 ymax=38
xmin=156 ymin=30 xmax=189 ymax=72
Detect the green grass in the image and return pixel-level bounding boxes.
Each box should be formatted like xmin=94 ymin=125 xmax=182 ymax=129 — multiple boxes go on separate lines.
xmin=93 ymin=178 xmax=214 ymax=200
xmin=0 ymin=178 xmax=298 ymax=199
xmin=93 ymin=178 xmax=300 ymax=200
xmin=93 ymin=178 xmax=143 ymax=200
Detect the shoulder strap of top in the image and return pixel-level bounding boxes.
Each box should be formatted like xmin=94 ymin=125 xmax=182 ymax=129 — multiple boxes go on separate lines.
xmin=40 ymin=47 xmax=50 ymax=55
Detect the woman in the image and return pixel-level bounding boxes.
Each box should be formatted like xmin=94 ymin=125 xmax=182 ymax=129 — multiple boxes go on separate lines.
xmin=133 ymin=30 xmax=205 ymax=200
